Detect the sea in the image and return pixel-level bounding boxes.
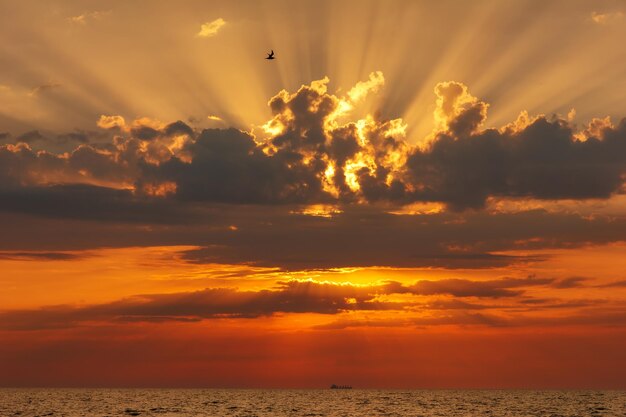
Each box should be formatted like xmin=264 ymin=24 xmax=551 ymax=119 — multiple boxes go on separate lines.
xmin=1 ymin=389 xmax=625 ymax=417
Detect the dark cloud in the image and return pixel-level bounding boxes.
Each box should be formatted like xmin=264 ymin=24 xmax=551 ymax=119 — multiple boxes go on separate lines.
xmin=0 ymin=143 xmax=60 ymax=186
xmin=552 ymin=276 xmax=589 ymax=288
xmin=425 ymin=297 xmax=599 ymax=311
xmin=163 ymin=120 xmax=194 ymax=137
xmin=0 ymin=251 xmax=82 ymax=261
xmin=2 ymin=130 xmax=97 ymax=153
xmin=140 ymin=127 xmax=328 ymax=204
xmin=55 ymin=131 xmax=90 ymax=144
xmin=595 ymin=280 xmax=626 ymax=288
xmin=0 ymin=141 xmax=134 ymax=187
xmin=0 ymin=76 xmax=626 ymax=271
xmin=314 ymin=302 xmax=626 ymax=330
xmin=16 ymin=130 xmax=45 ymax=143
xmin=2 ymin=77 xmax=626 ymax=210
xmin=0 ymin=280 xmax=395 ymax=330
xmin=317 ymin=308 xmax=626 ymax=330
xmin=424 ymin=299 xmax=495 ymax=310
xmin=516 ymin=298 xmax=600 ymax=309
xmin=1 ymin=199 xmax=625 ymax=269
xmin=130 ymin=125 xmax=160 ymax=141
xmin=407 ymin=117 xmax=626 ymax=210
xmin=0 ymin=184 xmax=204 ymax=224
xmin=400 ymin=276 xmax=553 ymax=298
xmin=398 ymin=276 xmax=555 ymax=299
xmin=175 ymin=208 xmax=625 ymax=270
xmin=0 ymin=277 xmax=562 ymax=330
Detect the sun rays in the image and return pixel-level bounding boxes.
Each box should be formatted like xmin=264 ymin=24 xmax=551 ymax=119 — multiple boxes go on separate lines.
xmin=1 ymin=1 xmax=624 ymax=144
xmin=2 ymin=0 xmax=626 ymax=388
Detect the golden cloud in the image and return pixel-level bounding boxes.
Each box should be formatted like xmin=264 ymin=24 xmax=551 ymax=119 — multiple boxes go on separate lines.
xmin=591 ymin=11 xmax=624 ymax=25
xmin=97 ymin=114 xmax=126 ymax=130
xmin=197 ymin=18 xmax=227 ymax=38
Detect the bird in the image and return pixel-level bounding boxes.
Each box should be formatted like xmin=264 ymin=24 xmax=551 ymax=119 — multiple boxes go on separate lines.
xmin=265 ymin=50 xmax=275 ymax=60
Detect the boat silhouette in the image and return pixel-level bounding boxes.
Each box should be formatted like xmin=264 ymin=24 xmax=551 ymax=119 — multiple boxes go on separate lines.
xmin=330 ymin=384 xmax=352 ymax=389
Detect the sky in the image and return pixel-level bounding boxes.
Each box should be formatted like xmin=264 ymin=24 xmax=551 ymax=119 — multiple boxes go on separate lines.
xmin=1 ymin=0 xmax=626 ymax=388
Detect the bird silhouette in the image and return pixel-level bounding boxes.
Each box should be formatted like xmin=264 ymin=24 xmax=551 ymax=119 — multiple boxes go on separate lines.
xmin=266 ymin=50 xmax=275 ymax=60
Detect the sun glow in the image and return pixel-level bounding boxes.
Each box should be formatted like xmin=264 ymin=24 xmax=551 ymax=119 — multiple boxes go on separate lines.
xmin=3 ymin=0 xmax=626 ymax=389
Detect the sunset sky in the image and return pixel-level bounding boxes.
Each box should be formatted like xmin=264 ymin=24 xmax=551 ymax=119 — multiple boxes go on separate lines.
xmin=1 ymin=0 xmax=626 ymax=388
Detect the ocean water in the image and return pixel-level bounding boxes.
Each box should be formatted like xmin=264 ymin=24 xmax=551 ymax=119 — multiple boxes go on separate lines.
xmin=0 ymin=389 xmax=624 ymax=417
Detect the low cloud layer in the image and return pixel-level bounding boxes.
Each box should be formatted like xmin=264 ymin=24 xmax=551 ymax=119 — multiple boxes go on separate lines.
xmin=1 ymin=200 xmax=625 ymax=270
xmin=2 ymin=276 xmax=617 ymax=331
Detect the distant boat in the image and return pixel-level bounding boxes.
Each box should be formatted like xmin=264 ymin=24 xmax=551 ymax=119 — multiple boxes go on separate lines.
xmin=330 ymin=384 xmax=352 ymax=389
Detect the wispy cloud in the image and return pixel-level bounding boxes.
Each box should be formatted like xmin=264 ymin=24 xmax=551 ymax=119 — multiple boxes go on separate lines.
xmin=0 ymin=251 xmax=82 ymax=261
xmin=29 ymin=83 xmax=61 ymax=97
xmin=68 ymin=10 xmax=111 ymax=25
xmin=591 ymin=11 xmax=624 ymax=25
xmin=197 ymin=18 xmax=226 ymax=38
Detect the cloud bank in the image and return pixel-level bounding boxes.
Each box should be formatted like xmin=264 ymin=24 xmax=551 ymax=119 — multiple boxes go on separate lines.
xmin=2 ymin=73 xmax=626 ymax=213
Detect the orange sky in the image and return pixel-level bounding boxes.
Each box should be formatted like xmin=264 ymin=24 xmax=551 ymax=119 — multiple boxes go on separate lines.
xmin=1 ymin=0 xmax=626 ymax=388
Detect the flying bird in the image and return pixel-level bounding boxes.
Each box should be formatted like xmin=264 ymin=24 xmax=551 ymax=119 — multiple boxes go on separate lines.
xmin=266 ymin=50 xmax=275 ymax=60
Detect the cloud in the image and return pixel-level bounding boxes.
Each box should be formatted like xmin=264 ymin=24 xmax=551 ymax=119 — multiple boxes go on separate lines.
xmin=12 ymin=129 xmax=91 ymax=148
xmin=0 ymin=116 xmax=200 ymax=191
xmin=407 ymin=110 xmax=626 ymax=210
xmin=0 ymin=280 xmax=394 ymax=330
xmin=424 ymin=299 xmax=495 ymax=310
xmin=347 ymin=71 xmax=385 ymax=102
xmin=68 ymin=10 xmax=111 ymax=25
xmin=29 ymin=83 xmax=61 ymax=97
xmin=97 ymin=115 xmax=126 ymax=130
xmin=551 ymin=276 xmax=588 ymax=289
xmin=140 ymin=127 xmax=328 ymax=204
xmin=0 ymin=251 xmax=82 ymax=261
xmin=3 ymin=74 xmax=626 ymax=211
xmin=2 ymin=186 xmax=626 ymax=269
xmin=149 ymin=76 xmax=626 ymax=209
xmin=197 ymin=18 xmax=226 ymax=38
xmin=591 ymin=11 xmax=624 ymax=25
xmin=432 ymin=81 xmax=489 ymax=135
xmin=55 ymin=131 xmax=90 ymax=145
xmin=317 ymin=308 xmax=626 ymax=330
xmin=595 ymin=280 xmax=626 ymax=288
xmin=0 ymin=142 xmax=134 ymax=188
xmin=402 ymin=276 xmax=554 ymax=298
xmin=0 ymin=277 xmax=564 ymax=330
xmin=0 ymin=184 xmax=199 ymax=224
xmin=16 ymin=130 xmax=44 ymax=143
xmin=174 ymin=208 xmax=624 ymax=270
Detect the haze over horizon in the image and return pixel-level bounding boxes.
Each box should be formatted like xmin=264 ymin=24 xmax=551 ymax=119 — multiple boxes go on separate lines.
xmin=1 ymin=0 xmax=626 ymax=389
